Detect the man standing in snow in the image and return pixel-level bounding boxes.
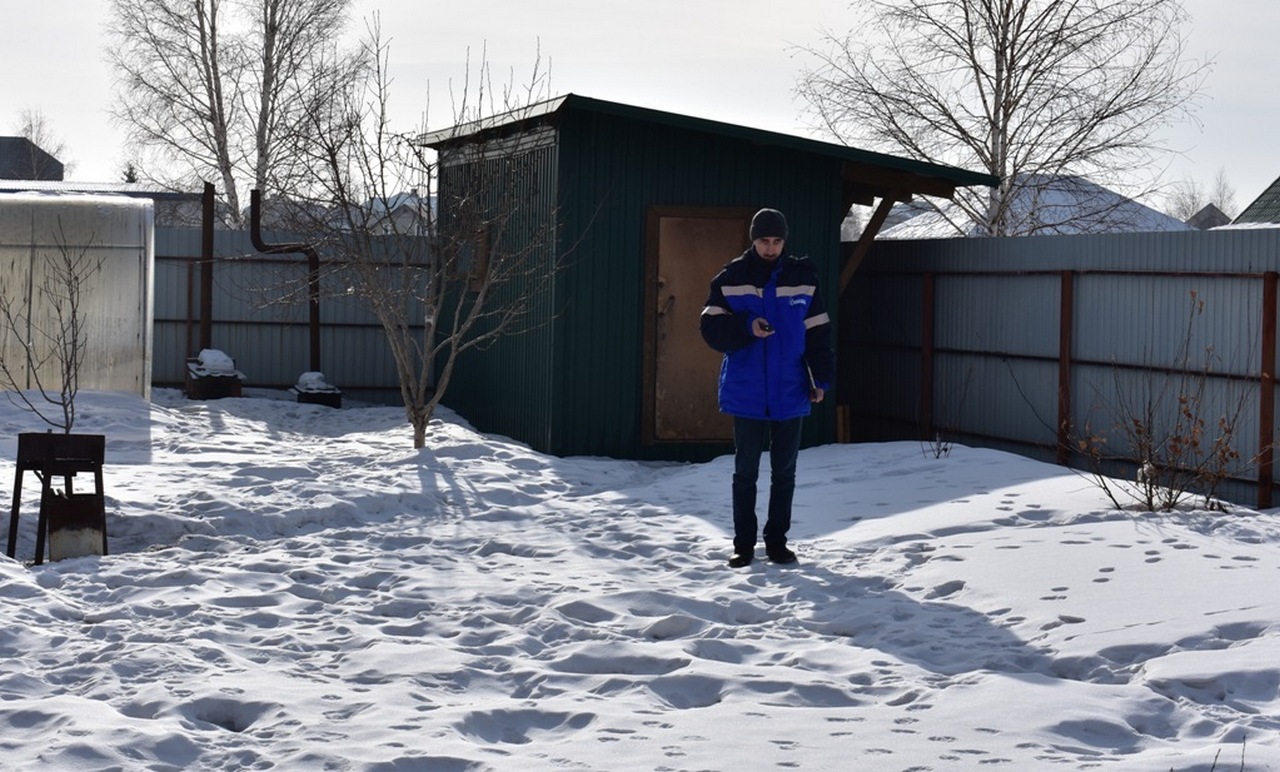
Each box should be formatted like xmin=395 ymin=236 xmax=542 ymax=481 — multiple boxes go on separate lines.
xmin=700 ymin=208 xmax=836 ymax=568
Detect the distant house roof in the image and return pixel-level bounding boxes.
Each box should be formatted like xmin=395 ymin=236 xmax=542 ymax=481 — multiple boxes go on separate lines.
xmin=0 ymin=136 xmax=63 ymax=181
xmin=420 ymin=93 xmax=1000 ymax=206
xmin=1187 ymin=203 xmax=1232 ymax=230
xmin=0 ymin=138 xmax=197 ymax=205
xmin=877 ymin=174 xmax=1193 ymax=238
xmin=1234 ymin=176 xmax=1280 ymax=225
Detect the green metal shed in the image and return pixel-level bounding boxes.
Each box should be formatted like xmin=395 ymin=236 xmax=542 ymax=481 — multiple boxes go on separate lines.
xmin=422 ymin=94 xmax=996 ymax=461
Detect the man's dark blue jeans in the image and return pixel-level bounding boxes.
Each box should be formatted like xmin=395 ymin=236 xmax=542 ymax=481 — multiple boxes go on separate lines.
xmin=731 ymin=416 xmax=803 ymax=556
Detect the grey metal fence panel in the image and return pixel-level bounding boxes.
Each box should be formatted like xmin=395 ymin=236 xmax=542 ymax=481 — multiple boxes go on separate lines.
xmin=851 ymin=227 xmax=1280 ymax=507
xmin=867 ymin=229 xmax=1280 ymax=274
xmin=846 ymin=273 xmax=925 ymax=348
xmin=153 ymin=227 xmax=426 ymax=405
xmin=937 ymin=353 xmax=1060 ymax=449
xmin=1073 ymin=273 xmax=1262 ymax=375
xmin=934 ymin=273 xmax=1061 ymax=359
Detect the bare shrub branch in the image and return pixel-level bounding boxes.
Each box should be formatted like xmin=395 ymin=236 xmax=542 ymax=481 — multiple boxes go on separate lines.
xmin=274 ymin=20 xmax=559 ymax=447
xmin=1072 ymin=292 xmax=1253 ymax=512
xmin=0 ymin=220 xmax=103 ymax=433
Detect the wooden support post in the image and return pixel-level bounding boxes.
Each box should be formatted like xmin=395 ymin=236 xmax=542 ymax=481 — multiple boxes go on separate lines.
xmin=839 ymin=194 xmax=901 ymax=294
xmin=1258 ymin=272 xmax=1277 ymax=509
xmin=1057 ymin=271 xmax=1075 ymax=466
xmin=200 ymin=182 xmax=214 ymax=353
xmin=920 ymin=272 xmax=936 ymax=442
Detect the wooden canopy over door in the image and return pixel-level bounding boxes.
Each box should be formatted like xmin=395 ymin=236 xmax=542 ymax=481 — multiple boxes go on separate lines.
xmin=643 ymin=206 xmax=754 ymax=444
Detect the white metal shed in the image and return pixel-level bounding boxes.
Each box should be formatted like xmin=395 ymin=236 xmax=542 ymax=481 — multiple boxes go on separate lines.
xmin=0 ymin=192 xmax=154 ymax=398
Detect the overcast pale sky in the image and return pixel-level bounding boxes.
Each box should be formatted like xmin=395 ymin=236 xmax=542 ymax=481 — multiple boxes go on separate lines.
xmin=3 ymin=0 xmax=1277 ymax=211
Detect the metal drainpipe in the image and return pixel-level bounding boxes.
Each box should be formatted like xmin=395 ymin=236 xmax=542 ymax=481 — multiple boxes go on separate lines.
xmin=200 ymin=182 xmax=214 ymax=353
xmin=248 ymin=189 xmax=322 ymax=373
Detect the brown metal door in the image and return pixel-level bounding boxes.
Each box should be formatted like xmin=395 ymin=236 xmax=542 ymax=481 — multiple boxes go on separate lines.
xmin=646 ymin=208 xmax=752 ymax=442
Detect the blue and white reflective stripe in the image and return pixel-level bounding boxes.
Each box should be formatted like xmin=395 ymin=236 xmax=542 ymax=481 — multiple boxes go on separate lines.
xmin=775 ymin=285 xmax=815 ymax=298
xmin=804 ymin=312 xmax=830 ymax=329
xmin=721 ymin=284 xmax=762 ymax=298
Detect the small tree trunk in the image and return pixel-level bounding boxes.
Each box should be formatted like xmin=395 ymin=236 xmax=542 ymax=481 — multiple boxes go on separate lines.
xmin=407 ymin=404 xmax=431 ymax=449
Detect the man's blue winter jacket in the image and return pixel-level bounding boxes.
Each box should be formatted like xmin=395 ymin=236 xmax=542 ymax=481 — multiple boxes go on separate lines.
xmin=700 ymin=248 xmax=836 ymax=421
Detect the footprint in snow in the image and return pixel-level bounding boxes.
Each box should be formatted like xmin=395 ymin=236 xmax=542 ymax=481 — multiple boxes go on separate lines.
xmin=927 ymin=580 xmax=965 ymax=599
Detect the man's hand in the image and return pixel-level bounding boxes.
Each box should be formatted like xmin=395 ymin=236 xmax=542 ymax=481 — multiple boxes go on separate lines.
xmin=810 ymin=387 xmax=825 ymax=404
xmin=751 ymin=318 xmax=774 ymax=338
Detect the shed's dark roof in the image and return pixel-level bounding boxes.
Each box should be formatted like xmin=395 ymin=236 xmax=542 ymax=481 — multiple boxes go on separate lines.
xmin=420 ymin=94 xmax=999 ymax=201
xmin=1235 ymin=176 xmax=1280 ymax=225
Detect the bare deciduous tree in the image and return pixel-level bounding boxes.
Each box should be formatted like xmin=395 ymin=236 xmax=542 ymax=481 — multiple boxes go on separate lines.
xmin=106 ymin=0 xmax=363 ymax=225
xmin=279 ymin=25 xmax=559 ymax=448
xmin=13 ymin=109 xmax=73 ymax=178
xmin=798 ymin=0 xmax=1209 ymax=237
xmin=0 ymin=222 xmax=103 ymax=433
xmin=1165 ymin=168 xmax=1238 ymax=222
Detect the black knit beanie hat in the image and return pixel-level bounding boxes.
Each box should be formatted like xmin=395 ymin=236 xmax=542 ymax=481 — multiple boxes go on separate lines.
xmin=749 ymin=208 xmax=788 ymax=240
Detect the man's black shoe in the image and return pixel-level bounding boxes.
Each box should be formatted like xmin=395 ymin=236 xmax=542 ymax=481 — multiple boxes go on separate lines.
xmin=727 ymin=553 xmax=753 ymax=568
xmin=767 ymin=546 xmax=797 ymax=565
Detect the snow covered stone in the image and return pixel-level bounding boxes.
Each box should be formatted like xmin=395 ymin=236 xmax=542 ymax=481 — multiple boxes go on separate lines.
xmin=294 ymin=371 xmax=338 ymax=393
xmin=197 ymin=348 xmax=237 ymax=374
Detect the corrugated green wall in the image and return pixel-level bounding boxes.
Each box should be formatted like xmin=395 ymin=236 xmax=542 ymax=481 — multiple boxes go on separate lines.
xmin=439 ymin=104 xmax=846 ymax=460
xmin=438 ymin=135 xmax=561 ymax=451
xmin=548 ymin=107 xmax=845 ymax=460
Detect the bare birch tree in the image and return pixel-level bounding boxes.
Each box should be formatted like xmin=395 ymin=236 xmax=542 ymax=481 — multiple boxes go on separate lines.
xmin=798 ymin=0 xmax=1209 ymax=236
xmin=14 ymin=109 xmax=74 ymax=178
xmin=278 ymin=25 xmax=558 ymax=447
xmin=106 ymin=0 xmax=363 ymax=225
xmin=1165 ymin=168 xmax=1238 ymax=222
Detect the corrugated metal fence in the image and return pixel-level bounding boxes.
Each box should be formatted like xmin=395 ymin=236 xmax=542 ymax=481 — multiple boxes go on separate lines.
xmin=842 ymin=228 xmax=1280 ymax=508
xmin=154 ymin=228 xmax=420 ymax=405
xmin=154 ymin=224 xmax=1280 ymax=507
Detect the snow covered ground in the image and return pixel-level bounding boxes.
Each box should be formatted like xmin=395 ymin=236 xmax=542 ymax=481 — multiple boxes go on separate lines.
xmin=1 ymin=389 xmax=1278 ymax=771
